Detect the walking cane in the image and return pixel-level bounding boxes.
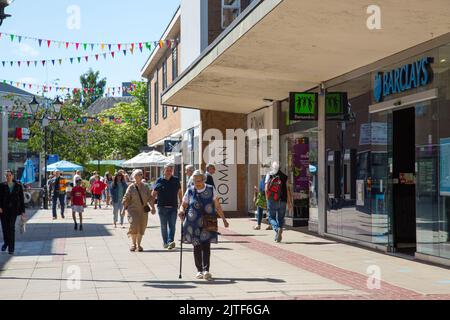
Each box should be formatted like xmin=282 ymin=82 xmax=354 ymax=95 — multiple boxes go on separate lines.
xmin=178 ymin=217 xmax=183 ymax=279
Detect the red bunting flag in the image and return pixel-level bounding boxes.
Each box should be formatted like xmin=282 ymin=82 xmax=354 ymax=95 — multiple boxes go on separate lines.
xmin=75 ymin=43 xmax=80 ymax=50
xmin=118 ymin=44 xmax=121 ymax=51
xmin=66 ymin=42 xmax=69 ymax=49
xmin=95 ymin=54 xmax=99 ymax=61
xmin=47 ymin=40 xmax=51 ymax=48
xmin=111 ymin=52 xmax=115 ymax=58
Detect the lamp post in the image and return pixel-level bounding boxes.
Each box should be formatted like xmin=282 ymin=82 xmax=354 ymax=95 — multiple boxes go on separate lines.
xmin=0 ymin=0 xmax=12 ymax=26
xmin=29 ymin=95 xmax=64 ymax=210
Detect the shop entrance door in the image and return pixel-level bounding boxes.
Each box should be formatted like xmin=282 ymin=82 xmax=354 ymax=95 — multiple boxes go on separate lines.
xmin=392 ymin=107 xmax=416 ymax=254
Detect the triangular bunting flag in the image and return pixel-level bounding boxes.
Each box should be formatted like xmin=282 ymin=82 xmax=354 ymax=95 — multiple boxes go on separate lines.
xmin=83 ymin=43 xmax=87 ymax=50
xmin=118 ymin=44 xmax=121 ymax=50
xmin=91 ymin=43 xmax=95 ymax=51
xmin=27 ymin=61 xmax=30 ymax=67
xmin=38 ymin=39 xmax=42 ymax=46
xmin=70 ymin=58 xmax=74 ymax=64
xmin=52 ymin=60 xmax=55 ymax=65
xmin=66 ymin=42 xmax=69 ymax=49
xmin=108 ymin=44 xmax=112 ymax=51
xmin=111 ymin=52 xmax=115 ymax=58
xmin=95 ymin=54 xmax=99 ymax=61
xmin=77 ymin=57 xmax=81 ymax=63
xmin=85 ymin=56 xmax=88 ymax=62
xmin=10 ymin=34 xmax=14 ymax=42
xmin=75 ymin=43 xmax=80 ymax=50
xmin=101 ymin=43 xmax=105 ymax=50
xmin=123 ymin=49 xmax=126 ymax=56
xmin=47 ymin=40 xmax=51 ymax=48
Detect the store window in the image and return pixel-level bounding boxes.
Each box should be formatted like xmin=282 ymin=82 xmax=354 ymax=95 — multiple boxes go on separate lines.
xmin=222 ymin=0 xmax=241 ymax=29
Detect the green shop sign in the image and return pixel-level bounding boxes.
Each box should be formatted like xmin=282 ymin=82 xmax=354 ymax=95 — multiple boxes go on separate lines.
xmin=289 ymin=92 xmax=348 ymax=121
xmin=289 ymin=92 xmax=318 ymax=120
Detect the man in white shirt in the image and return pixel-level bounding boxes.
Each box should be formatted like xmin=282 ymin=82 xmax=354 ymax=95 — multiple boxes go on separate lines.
xmin=73 ymin=170 xmax=82 ymax=185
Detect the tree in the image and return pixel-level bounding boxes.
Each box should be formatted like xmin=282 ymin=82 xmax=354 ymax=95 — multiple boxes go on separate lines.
xmin=71 ymin=69 xmax=107 ymax=109
xmin=93 ymin=81 xmax=148 ymax=159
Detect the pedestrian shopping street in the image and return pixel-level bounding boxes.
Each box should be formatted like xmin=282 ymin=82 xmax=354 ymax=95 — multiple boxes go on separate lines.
xmin=0 ymin=206 xmax=449 ymax=300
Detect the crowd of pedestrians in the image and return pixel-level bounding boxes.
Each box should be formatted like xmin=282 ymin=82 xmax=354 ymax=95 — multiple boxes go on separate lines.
xmin=1 ymin=160 xmax=293 ymax=280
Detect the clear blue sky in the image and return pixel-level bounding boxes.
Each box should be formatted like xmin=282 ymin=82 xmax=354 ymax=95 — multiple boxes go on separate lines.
xmin=0 ymin=0 xmax=180 ymax=97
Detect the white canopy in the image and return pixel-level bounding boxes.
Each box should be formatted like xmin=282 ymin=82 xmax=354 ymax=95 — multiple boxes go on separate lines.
xmin=122 ymin=151 xmax=171 ymax=168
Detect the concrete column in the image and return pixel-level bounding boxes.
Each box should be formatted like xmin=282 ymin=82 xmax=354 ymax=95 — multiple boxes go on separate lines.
xmin=318 ymin=86 xmax=327 ymax=235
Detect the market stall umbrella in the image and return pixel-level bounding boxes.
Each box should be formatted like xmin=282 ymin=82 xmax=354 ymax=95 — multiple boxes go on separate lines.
xmin=122 ymin=151 xmax=171 ymax=168
xmin=20 ymin=159 xmax=36 ymax=184
xmin=46 ymin=160 xmax=83 ymax=172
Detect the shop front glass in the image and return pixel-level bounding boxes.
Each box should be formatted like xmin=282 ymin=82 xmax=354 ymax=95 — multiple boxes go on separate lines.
xmin=280 ymin=101 xmax=318 ymax=227
xmin=325 ymin=44 xmax=450 ymax=260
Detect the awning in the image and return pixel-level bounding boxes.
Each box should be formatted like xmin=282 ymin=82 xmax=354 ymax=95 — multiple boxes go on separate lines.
xmin=47 ymin=160 xmax=83 ymax=172
xmin=122 ymin=151 xmax=171 ymax=168
xmin=162 ymin=0 xmax=450 ymax=114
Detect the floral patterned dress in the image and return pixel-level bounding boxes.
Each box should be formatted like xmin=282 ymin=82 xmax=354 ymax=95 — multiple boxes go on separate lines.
xmin=182 ymin=185 xmax=218 ymax=246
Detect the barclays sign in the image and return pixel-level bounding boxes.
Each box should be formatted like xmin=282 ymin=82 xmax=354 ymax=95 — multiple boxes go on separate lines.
xmin=373 ymin=57 xmax=434 ymax=103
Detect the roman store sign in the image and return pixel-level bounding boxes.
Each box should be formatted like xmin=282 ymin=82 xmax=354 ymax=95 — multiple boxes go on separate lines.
xmin=373 ymin=57 xmax=434 ymax=103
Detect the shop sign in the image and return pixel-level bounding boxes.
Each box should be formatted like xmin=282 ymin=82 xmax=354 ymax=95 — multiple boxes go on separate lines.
xmin=164 ymin=140 xmax=181 ymax=153
xmin=325 ymin=92 xmax=348 ymax=120
xmin=289 ymin=92 xmax=318 ymax=120
xmin=373 ymin=57 xmax=434 ymax=103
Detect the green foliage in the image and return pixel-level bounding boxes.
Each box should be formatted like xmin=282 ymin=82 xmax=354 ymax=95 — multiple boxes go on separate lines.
xmin=71 ymin=69 xmax=107 ymax=109
xmin=27 ymin=78 xmax=148 ymax=166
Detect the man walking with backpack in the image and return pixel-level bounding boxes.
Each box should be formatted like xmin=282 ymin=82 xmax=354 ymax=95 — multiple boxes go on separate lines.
xmin=265 ymin=161 xmax=293 ymax=242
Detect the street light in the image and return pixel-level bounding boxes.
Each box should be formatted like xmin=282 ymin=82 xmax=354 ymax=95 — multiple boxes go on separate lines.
xmin=29 ymin=96 xmax=65 ymax=210
xmin=0 ymin=0 xmax=12 ymax=26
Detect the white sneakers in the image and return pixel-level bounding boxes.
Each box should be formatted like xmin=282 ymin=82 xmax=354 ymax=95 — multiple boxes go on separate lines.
xmin=168 ymin=241 xmax=176 ymax=250
xmin=203 ymin=271 xmax=212 ymax=281
xmin=195 ymin=271 xmax=213 ymax=280
xmin=253 ymin=225 xmax=261 ymax=230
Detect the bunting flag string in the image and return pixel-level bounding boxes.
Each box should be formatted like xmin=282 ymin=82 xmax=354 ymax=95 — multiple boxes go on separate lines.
xmin=1 ymin=79 xmax=138 ymax=96
xmin=0 ymin=106 xmax=146 ymax=125
xmin=1 ymin=48 xmax=145 ymax=68
xmin=0 ymin=32 xmax=178 ymax=52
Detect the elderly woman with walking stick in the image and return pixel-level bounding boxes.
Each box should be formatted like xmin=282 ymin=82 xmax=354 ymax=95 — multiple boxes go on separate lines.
xmin=178 ymin=170 xmax=229 ymax=281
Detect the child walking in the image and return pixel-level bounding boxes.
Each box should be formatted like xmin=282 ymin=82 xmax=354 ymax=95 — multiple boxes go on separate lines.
xmin=71 ymin=178 xmax=86 ymax=231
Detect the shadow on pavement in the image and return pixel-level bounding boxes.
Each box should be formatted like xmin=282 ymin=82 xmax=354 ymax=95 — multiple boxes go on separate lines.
xmin=0 ymin=209 xmax=113 ymax=272
xmin=143 ymin=277 xmax=286 ymax=288
xmin=282 ymin=241 xmax=337 ymax=245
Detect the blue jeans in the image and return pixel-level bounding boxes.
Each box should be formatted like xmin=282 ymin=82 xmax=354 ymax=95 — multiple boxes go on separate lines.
xmin=52 ymin=193 xmax=66 ymax=218
xmin=112 ymin=202 xmax=124 ymax=224
xmin=267 ymin=200 xmax=286 ymax=232
xmin=158 ymin=207 xmax=178 ymax=245
xmin=256 ymin=206 xmax=264 ymax=226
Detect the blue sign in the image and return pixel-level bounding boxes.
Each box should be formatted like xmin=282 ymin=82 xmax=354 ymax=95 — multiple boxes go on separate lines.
xmin=47 ymin=154 xmax=59 ymax=165
xmin=164 ymin=140 xmax=181 ymax=153
xmin=374 ymin=57 xmax=434 ymax=103
xmin=440 ymin=138 xmax=450 ymax=196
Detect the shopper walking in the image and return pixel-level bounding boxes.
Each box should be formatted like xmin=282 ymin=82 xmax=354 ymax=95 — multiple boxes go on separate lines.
xmin=0 ymin=170 xmax=26 ymax=255
xmin=152 ymin=164 xmax=182 ymax=250
xmin=178 ymin=170 xmax=229 ymax=280
xmin=205 ymin=163 xmax=216 ymax=189
xmin=91 ymin=175 xmax=107 ymax=209
xmin=184 ymin=164 xmax=194 ymax=192
xmin=73 ymin=170 xmax=82 ymax=185
xmin=253 ymin=174 xmax=268 ymax=230
xmin=123 ymin=169 xmax=156 ymax=252
xmin=71 ymin=178 xmax=85 ymax=231
xmin=110 ymin=172 xmax=128 ymax=228
xmin=49 ymin=170 xmax=67 ymax=219
xmin=104 ymin=172 xmax=113 ymax=208
xmin=265 ymin=161 xmax=293 ymax=242
xmin=89 ymin=171 xmax=97 ymax=205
